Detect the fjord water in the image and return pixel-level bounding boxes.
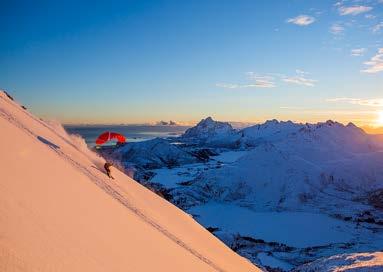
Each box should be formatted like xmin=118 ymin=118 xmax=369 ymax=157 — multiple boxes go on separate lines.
xmin=64 ymin=125 xmax=190 ymax=147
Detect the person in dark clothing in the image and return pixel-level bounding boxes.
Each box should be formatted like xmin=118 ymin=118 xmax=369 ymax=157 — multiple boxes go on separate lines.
xmin=104 ymin=162 xmax=114 ymax=179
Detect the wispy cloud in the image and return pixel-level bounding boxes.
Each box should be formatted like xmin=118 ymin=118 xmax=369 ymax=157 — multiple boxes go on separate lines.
xmin=216 ymin=70 xmax=317 ymax=89
xmin=282 ymin=76 xmax=317 ymax=87
xmin=295 ymin=69 xmax=308 ymax=75
xmin=215 ymin=83 xmax=262 ymax=89
xmin=361 ymin=48 xmax=383 ymax=73
xmin=216 ymin=74 xmax=276 ymax=89
xmin=330 ymin=23 xmax=345 ymax=35
xmin=287 ymin=15 xmax=316 ymax=26
xmin=215 ymin=69 xmax=317 ymax=89
xmin=372 ymin=22 xmax=383 ymax=33
xmin=339 ymin=5 xmax=373 ymax=16
xmin=365 ymin=14 xmax=376 ymax=19
xmin=351 ymin=48 xmax=366 ymax=56
xmin=327 ymin=97 xmax=383 ymax=107
xmin=281 ymin=70 xmax=317 ymax=87
xmin=334 ymin=1 xmax=344 ymax=7
xmin=246 ymin=73 xmax=276 ymax=88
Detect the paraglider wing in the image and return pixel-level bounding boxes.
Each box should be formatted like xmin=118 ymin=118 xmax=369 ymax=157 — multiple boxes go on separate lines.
xmin=96 ymin=132 xmax=126 ymax=145
xmin=95 ymin=132 xmax=110 ymax=145
xmin=110 ymin=132 xmax=126 ymax=143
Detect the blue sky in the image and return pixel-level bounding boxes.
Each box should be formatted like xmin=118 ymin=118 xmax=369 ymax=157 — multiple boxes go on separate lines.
xmin=1 ymin=0 xmax=382 ymax=127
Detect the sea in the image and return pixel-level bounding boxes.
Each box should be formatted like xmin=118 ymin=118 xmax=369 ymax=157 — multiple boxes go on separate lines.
xmin=64 ymin=125 xmax=190 ymax=147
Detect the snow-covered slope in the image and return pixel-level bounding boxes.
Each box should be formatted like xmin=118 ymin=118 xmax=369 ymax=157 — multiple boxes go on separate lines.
xmin=0 ymin=91 xmax=260 ymax=272
xmin=294 ymin=252 xmax=383 ymax=272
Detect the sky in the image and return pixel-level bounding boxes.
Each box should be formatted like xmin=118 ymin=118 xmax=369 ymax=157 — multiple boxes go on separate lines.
xmin=1 ymin=0 xmax=383 ymax=129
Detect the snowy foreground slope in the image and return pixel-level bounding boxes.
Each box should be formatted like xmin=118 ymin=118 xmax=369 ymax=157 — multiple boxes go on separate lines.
xmin=0 ymin=91 xmax=260 ymax=272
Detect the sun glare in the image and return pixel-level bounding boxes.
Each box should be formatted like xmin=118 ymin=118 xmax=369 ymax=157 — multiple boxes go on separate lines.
xmin=378 ymin=111 xmax=383 ymax=126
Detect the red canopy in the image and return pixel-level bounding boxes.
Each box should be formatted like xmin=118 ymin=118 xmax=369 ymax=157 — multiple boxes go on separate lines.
xmin=96 ymin=132 xmax=126 ymax=145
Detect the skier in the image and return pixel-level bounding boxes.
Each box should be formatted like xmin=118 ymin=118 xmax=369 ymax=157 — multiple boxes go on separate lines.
xmin=104 ymin=162 xmax=114 ymax=179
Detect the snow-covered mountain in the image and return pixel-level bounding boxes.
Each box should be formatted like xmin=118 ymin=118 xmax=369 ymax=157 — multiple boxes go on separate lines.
xmin=102 ymin=137 xmax=200 ymax=169
xmin=181 ymin=117 xmax=240 ymax=147
xmin=0 ymin=92 xmax=260 ymax=272
xmin=240 ymin=119 xmax=302 ymax=145
xmin=174 ymin=119 xmax=383 ymax=217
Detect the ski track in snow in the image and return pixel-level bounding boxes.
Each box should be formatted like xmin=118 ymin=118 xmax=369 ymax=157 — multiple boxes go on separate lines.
xmin=0 ymin=96 xmax=228 ymax=272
